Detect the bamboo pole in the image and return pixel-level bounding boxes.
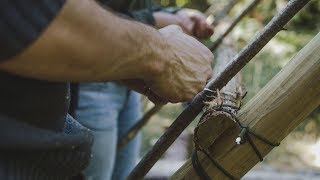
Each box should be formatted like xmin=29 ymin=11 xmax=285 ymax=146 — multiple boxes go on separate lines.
xmin=172 ymin=32 xmax=320 ymax=180
xmin=127 ymin=1 xmax=311 ymax=179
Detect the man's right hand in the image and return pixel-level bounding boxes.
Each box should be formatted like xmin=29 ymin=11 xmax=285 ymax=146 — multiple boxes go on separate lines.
xmin=145 ymin=25 xmax=213 ymax=103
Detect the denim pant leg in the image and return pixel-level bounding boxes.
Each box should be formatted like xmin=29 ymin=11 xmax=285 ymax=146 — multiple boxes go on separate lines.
xmin=112 ymin=91 xmax=142 ymax=180
xmin=75 ymin=82 xmax=127 ymax=180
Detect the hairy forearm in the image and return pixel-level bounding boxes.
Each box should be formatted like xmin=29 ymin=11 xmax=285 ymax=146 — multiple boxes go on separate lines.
xmin=0 ymin=0 xmax=166 ymax=82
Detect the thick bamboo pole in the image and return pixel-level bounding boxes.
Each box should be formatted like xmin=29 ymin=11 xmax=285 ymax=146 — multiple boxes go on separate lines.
xmin=172 ymin=33 xmax=320 ymax=179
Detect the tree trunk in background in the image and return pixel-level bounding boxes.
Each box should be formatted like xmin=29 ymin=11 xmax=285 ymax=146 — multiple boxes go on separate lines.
xmin=171 ymin=33 xmax=320 ymax=179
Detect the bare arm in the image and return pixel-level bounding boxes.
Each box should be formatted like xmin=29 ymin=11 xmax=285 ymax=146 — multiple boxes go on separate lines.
xmin=0 ymin=0 xmax=164 ymax=82
xmin=0 ymin=0 xmax=213 ymax=103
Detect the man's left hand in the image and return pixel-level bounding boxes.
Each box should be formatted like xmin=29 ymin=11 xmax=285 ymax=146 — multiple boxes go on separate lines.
xmin=153 ymin=8 xmax=214 ymax=39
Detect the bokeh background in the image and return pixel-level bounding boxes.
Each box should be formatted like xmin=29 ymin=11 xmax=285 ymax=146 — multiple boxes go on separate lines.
xmin=140 ymin=0 xmax=320 ymax=179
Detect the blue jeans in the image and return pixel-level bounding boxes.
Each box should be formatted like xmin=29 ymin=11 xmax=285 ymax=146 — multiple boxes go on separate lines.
xmin=75 ymin=82 xmax=142 ymax=180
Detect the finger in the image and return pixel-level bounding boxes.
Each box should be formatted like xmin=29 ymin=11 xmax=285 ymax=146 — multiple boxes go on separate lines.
xmin=203 ymin=23 xmax=214 ymax=38
xmin=190 ymin=16 xmax=200 ymax=37
xmin=190 ymin=16 xmax=214 ymax=39
xmin=195 ymin=24 xmax=213 ymax=39
xmin=198 ymin=22 xmax=214 ymax=39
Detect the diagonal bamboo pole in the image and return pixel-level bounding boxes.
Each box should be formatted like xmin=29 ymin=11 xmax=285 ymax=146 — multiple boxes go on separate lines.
xmin=127 ymin=0 xmax=311 ymax=179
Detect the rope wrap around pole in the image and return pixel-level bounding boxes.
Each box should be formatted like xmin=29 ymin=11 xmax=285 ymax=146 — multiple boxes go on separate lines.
xmin=127 ymin=0 xmax=311 ymax=179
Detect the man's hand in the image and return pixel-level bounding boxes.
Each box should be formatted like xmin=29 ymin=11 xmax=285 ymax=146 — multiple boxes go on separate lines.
xmin=144 ymin=25 xmax=213 ymax=103
xmin=153 ymin=9 xmax=214 ymax=39
xmin=121 ymin=26 xmax=213 ymax=104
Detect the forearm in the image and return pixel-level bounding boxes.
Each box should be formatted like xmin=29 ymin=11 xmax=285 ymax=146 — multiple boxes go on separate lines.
xmin=0 ymin=0 xmax=166 ymax=82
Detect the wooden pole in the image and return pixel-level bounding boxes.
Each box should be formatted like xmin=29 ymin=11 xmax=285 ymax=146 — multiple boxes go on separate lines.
xmin=127 ymin=1 xmax=310 ymax=179
xmin=172 ymin=33 xmax=320 ymax=179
